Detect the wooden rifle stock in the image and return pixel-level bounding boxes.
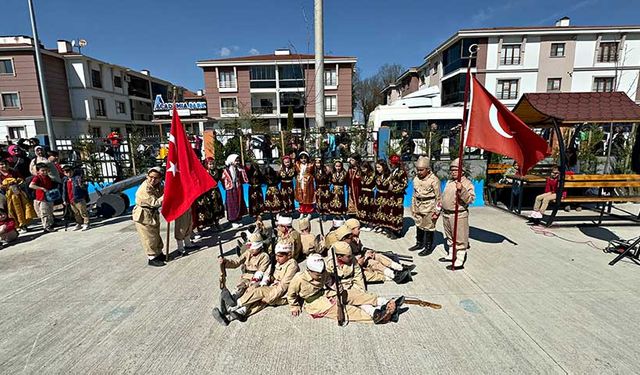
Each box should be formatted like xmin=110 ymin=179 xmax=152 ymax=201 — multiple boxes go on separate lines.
xmin=330 ymin=247 xmax=346 ymax=326
xmin=404 ymin=298 xmax=442 ymax=309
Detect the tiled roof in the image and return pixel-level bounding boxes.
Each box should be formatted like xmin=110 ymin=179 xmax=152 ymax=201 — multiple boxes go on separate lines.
xmin=513 ymin=92 xmax=640 ymax=125
xmin=198 ymin=53 xmax=355 ymax=63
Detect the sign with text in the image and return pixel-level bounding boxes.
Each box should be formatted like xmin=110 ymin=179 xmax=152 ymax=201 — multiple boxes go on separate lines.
xmin=153 ymin=95 xmax=207 ymax=117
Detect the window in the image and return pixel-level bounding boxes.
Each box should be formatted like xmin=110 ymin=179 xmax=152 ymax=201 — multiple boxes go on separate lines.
xmin=93 ymin=97 xmax=106 ymax=117
xmin=593 ymin=77 xmax=615 ymax=92
xmin=114 ymin=75 xmax=122 ymax=88
xmin=550 ymin=43 xmax=565 ymax=57
xmin=250 ymin=66 xmax=276 ymax=88
xmin=1 ymin=93 xmax=20 ymax=108
xmin=501 ymin=44 xmax=521 ymax=65
xmin=91 ymin=69 xmax=102 ymax=88
xmin=116 ymin=101 xmax=126 ymax=114
xmin=0 ymin=59 xmax=14 ymax=75
xmin=324 ymin=68 xmax=337 ymax=86
xmin=597 ymin=42 xmax=619 ymax=63
xmin=8 ymin=126 xmax=26 ymax=139
xmin=496 ymin=79 xmax=519 ymax=100
xmin=220 ymin=97 xmax=238 ymax=115
xmin=325 ymin=95 xmax=337 ymax=112
xmin=90 ymin=127 xmax=101 ymax=138
xmin=547 ymin=78 xmax=562 ymax=92
xmin=218 ymin=69 xmax=236 ymax=89
xmin=278 ymin=65 xmax=305 ymax=88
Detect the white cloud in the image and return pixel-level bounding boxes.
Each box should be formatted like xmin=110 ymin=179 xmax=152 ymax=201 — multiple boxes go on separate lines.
xmin=248 ymin=48 xmax=260 ymax=55
xmin=232 ymin=45 xmax=240 ymax=51
xmin=219 ymin=47 xmax=231 ymax=57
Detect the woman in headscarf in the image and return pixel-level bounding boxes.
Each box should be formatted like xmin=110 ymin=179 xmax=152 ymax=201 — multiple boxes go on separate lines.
xmin=294 ymin=151 xmax=315 ymax=217
xmin=313 ymin=157 xmax=331 ymax=219
xmin=373 ymin=160 xmax=392 ymax=233
xmin=194 ymin=157 xmax=224 ymax=231
xmin=279 ymin=155 xmax=295 ymax=215
xmin=329 ymin=159 xmax=347 ymax=217
xmin=221 ymin=154 xmax=248 ymax=229
xmin=346 ymin=154 xmax=361 ymax=216
xmin=246 ymin=161 xmax=265 ymax=218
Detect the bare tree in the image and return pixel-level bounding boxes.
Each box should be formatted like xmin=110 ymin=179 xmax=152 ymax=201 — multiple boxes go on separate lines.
xmin=353 ymin=63 xmax=404 ymax=124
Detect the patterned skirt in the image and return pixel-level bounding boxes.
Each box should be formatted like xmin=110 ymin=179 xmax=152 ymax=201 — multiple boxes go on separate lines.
xmin=264 ymin=186 xmax=282 ymax=214
xmin=194 ymin=187 xmax=225 ymax=228
xmin=373 ymin=190 xmax=393 ymax=230
xmin=225 ymin=186 xmax=246 ymax=222
xmin=280 ymin=181 xmax=295 ymax=213
xmin=248 ymin=185 xmax=265 ymax=217
xmin=329 ymin=185 xmax=347 ymax=216
xmin=388 ymin=192 xmax=405 ymax=233
xmin=315 ymin=185 xmax=332 ymax=215
xmin=356 ymin=188 xmax=375 ymax=226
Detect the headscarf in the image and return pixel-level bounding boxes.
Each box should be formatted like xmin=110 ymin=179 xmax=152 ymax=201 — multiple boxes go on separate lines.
xmin=225 ymin=154 xmax=239 ymax=166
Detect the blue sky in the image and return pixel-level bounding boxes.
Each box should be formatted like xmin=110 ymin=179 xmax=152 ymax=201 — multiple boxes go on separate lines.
xmin=1 ymin=0 xmax=639 ymax=91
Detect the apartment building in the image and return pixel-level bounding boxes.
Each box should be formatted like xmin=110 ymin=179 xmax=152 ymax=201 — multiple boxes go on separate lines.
xmin=383 ymin=18 xmax=640 ymax=108
xmin=0 ymin=36 xmax=188 ymax=142
xmin=197 ymin=49 xmax=356 ymax=129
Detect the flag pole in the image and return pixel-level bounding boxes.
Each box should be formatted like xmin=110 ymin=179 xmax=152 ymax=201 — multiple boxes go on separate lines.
xmin=165 ymin=221 xmax=171 ymax=263
xmin=451 ymin=44 xmax=477 ymax=270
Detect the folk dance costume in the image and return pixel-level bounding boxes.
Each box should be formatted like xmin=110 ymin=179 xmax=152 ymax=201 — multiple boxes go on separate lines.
xmin=221 ymin=154 xmax=248 ymax=228
xmin=279 ymin=157 xmax=296 ymax=214
xmin=246 ymin=163 xmax=265 ymax=218
xmin=356 ymin=164 xmax=375 ymax=227
xmin=294 ymin=152 xmax=315 ymax=215
xmin=373 ymin=163 xmax=393 ymax=232
xmin=329 ymin=161 xmax=347 ymax=216
xmin=387 ymin=155 xmax=408 ymax=238
xmin=313 ymin=159 xmax=332 ymax=216
xmin=263 ymin=166 xmax=283 ymax=215
xmin=194 ymin=160 xmax=224 ymax=230
xmin=346 ymin=155 xmax=361 ymax=216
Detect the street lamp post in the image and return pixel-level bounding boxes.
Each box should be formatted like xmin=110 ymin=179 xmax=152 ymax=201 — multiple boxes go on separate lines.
xmin=27 ymin=0 xmax=57 ymax=150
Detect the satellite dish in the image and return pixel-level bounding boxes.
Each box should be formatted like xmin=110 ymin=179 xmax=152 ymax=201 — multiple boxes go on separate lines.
xmin=78 ymin=39 xmax=87 ymax=47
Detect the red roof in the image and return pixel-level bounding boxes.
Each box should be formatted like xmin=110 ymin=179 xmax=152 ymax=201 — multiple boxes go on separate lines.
xmin=199 ymin=53 xmax=355 ymax=63
xmin=183 ymin=90 xmax=201 ymax=99
xmin=513 ymin=92 xmax=640 ymax=126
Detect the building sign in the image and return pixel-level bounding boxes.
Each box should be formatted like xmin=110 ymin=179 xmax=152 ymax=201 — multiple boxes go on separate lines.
xmin=153 ymin=95 xmax=207 ymax=117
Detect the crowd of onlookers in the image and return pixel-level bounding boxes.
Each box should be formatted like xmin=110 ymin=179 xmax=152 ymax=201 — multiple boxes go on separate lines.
xmin=0 ymin=138 xmax=90 ymax=249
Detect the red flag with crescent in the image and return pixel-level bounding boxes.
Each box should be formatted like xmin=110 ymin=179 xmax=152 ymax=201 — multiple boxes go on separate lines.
xmin=464 ymin=75 xmax=550 ymax=174
xmin=161 ymin=107 xmax=217 ymax=222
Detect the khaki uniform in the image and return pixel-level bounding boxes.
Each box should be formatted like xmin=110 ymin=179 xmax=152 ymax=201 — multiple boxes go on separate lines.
xmin=411 ymin=173 xmax=441 ymax=231
xmin=300 ymin=233 xmax=318 ymax=255
xmin=237 ymin=258 xmax=299 ymax=316
xmin=278 ymin=228 xmax=303 ymax=260
xmin=132 ymin=180 xmax=164 ymax=257
xmin=441 ymin=176 xmax=475 ymax=250
xmin=350 ymin=238 xmax=394 ymax=284
xmin=174 ymin=208 xmax=193 ymax=241
xmin=325 ymin=258 xmax=366 ymax=291
xmin=286 ymin=270 xmax=378 ymax=322
xmin=224 ymin=250 xmax=271 ymax=290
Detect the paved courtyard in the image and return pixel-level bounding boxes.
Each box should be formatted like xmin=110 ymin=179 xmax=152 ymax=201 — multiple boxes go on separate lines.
xmin=0 ymin=206 xmax=639 ymax=374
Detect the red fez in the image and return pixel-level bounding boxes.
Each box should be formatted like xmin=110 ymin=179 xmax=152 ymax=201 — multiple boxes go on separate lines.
xmin=390 ymin=155 xmax=400 ymax=165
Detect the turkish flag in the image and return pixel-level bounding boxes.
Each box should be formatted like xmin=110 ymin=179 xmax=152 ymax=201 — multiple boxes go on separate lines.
xmin=465 ymin=74 xmax=550 ymax=175
xmin=161 ymin=107 xmax=217 ymax=222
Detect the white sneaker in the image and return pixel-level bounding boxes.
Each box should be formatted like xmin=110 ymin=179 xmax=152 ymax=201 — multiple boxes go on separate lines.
xmin=73 ymin=224 xmax=82 ymax=231
xmin=81 ymin=224 xmax=89 ymax=231
xmin=192 ymin=234 xmax=202 ymax=241
xmin=232 ymin=223 xmax=242 ymax=229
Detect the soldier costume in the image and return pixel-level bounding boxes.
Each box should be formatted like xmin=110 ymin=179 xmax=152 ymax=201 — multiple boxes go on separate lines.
xmin=438 ymin=158 xmax=475 ymax=269
xmin=216 ymin=242 xmax=299 ymax=324
xmin=221 ymin=232 xmax=272 ymax=301
xmin=174 ymin=208 xmax=196 ymax=255
xmin=275 ymin=215 xmax=303 ymax=261
xmin=287 ymin=253 xmax=400 ymax=324
xmin=132 ymin=167 xmax=165 ymax=267
xmin=298 ymin=217 xmax=319 ymax=256
xmin=409 ymin=156 xmax=441 ymax=256
xmin=329 ymin=160 xmax=347 ymax=216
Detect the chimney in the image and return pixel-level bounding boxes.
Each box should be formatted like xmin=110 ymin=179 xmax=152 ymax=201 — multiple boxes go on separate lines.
xmin=555 ymin=17 xmax=570 ymax=27
xmin=141 ymin=69 xmax=150 ymax=76
xmin=275 ymin=49 xmax=291 ymax=56
xmin=57 ymin=40 xmax=72 ymax=53
xmin=196 ymin=89 xmax=203 ymax=96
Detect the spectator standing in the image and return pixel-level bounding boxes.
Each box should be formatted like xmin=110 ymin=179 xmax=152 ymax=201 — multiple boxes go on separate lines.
xmin=62 ymin=165 xmax=90 ymax=231
xmin=28 ymin=163 xmax=55 ymax=232
xmin=400 ymin=130 xmax=415 ymax=162
xmin=28 ymin=146 xmax=48 ymax=176
xmin=428 ymin=123 xmax=442 ymax=161
xmin=2 ymin=177 xmax=35 ymax=232
xmin=6 ymin=145 xmax=29 ymax=178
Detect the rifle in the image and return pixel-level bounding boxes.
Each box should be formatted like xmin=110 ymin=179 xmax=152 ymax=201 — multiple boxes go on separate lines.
xmin=318 ymin=216 xmax=325 ymax=237
xmin=362 ymin=246 xmax=414 ymax=263
xmin=404 ymin=297 xmax=442 ymax=310
xmin=218 ymin=235 xmax=226 ymax=290
xmin=330 ymin=246 xmax=347 ymax=326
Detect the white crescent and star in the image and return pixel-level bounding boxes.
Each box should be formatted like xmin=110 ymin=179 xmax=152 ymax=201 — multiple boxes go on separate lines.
xmin=489 ymin=104 xmax=513 ymax=139
xmin=168 ymin=133 xmax=176 ymax=144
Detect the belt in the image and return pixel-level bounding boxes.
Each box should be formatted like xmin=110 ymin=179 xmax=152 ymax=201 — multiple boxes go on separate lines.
xmin=281 ymin=180 xmax=292 ymax=183
xmin=333 ymin=184 xmax=345 ymax=187
xmin=250 ymin=184 xmax=261 ymax=187
xmin=361 ymin=188 xmax=373 ymax=192
xmin=415 ymin=197 xmax=435 ymax=201
xmin=442 ymin=208 xmax=468 ymax=214
xmin=377 ymin=190 xmax=388 ymax=193
xmin=139 ymin=205 xmax=159 ymax=210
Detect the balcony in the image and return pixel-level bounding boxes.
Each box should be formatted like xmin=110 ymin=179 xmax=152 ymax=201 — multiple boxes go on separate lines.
xmin=251 ymin=93 xmax=277 ymax=115
xmin=252 ymin=106 xmax=275 ymax=115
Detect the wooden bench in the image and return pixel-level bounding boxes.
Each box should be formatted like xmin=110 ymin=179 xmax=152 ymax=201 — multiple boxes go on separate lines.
xmin=545 ymin=174 xmax=640 ymax=226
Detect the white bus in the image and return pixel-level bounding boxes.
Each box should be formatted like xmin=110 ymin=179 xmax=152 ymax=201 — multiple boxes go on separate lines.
xmin=370 ymin=104 xmax=464 ymax=156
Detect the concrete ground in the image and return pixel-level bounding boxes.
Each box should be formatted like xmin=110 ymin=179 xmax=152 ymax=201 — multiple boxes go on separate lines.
xmin=1 ymin=206 xmax=639 ymax=375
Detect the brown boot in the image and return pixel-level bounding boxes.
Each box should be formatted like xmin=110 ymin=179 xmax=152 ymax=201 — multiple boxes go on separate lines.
xmin=373 ymin=299 xmax=397 ymax=324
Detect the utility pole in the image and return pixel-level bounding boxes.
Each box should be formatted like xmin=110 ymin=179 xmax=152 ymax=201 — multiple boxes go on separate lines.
xmin=314 ymin=0 xmax=325 ymax=129
xmin=28 ymin=0 xmax=57 ymax=150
